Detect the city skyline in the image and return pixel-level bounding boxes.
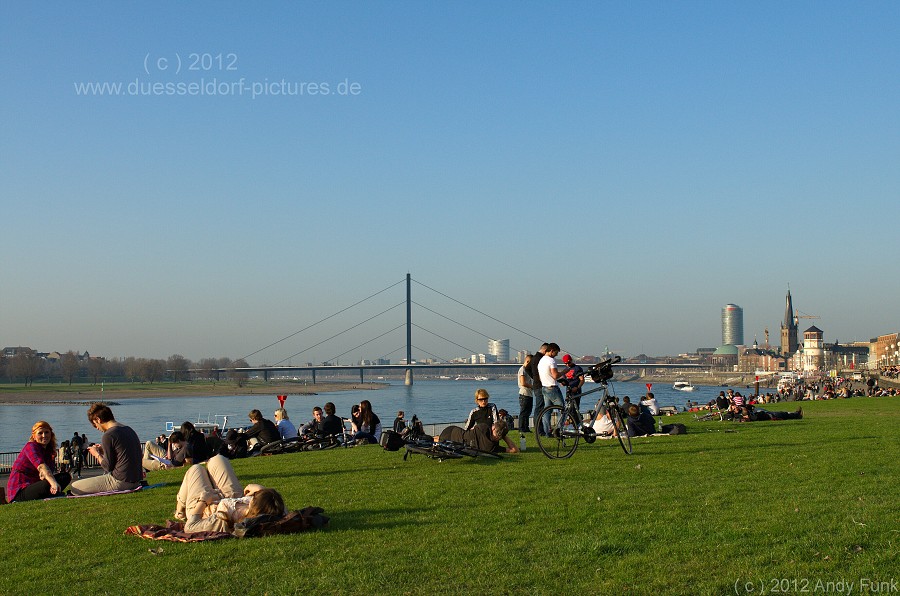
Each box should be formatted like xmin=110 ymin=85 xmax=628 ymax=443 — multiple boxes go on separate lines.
xmin=2 ymin=3 xmax=898 ymax=364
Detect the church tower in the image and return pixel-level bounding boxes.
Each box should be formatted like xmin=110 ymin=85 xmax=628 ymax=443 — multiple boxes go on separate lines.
xmin=780 ymin=289 xmax=798 ymax=355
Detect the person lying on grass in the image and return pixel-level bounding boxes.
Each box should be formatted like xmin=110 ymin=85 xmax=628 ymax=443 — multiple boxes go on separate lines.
xmin=738 ymin=405 xmax=803 ymax=422
xmin=440 ymin=420 xmax=519 ymax=454
xmin=174 ymin=454 xmax=286 ymax=533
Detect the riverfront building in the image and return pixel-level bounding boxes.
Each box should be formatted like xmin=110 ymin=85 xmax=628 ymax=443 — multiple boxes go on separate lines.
xmin=488 ymin=339 xmax=510 ymax=363
xmin=721 ymin=304 xmax=744 ymax=346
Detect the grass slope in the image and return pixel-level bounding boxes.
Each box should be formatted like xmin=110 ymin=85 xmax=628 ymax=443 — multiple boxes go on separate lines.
xmin=1 ymin=398 xmax=897 ymax=595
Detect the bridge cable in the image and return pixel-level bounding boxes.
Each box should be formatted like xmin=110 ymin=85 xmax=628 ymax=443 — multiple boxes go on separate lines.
xmin=412 ymin=278 xmax=545 ymax=344
xmin=272 ymin=301 xmax=404 ymax=365
xmin=412 ymin=300 xmax=528 ymax=356
xmin=413 ymin=323 xmax=478 ymax=357
xmin=238 ymin=278 xmax=405 ymax=363
xmin=324 ymin=323 xmax=406 ymax=364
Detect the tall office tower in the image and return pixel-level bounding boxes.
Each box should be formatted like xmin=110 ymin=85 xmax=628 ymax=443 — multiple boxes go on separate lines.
xmin=722 ymin=304 xmax=744 ymax=346
xmin=780 ymin=289 xmax=799 ymax=355
xmin=488 ymin=339 xmax=510 ymax=363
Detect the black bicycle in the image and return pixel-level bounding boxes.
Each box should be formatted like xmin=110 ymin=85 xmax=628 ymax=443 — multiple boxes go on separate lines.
xmin=535 ymin=356 xmax=633 ymax=459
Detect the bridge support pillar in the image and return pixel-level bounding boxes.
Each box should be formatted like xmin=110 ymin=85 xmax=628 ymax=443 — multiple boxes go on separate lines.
xmin=360 ymin=368 xmax=364 ymax=383
xmin=312 ymin=369 xmax=317 ymax=384
xmin=264 ymin=369 xmax=269 ymax=382
xmin=405 ymin=369 xmax=413 ymax=386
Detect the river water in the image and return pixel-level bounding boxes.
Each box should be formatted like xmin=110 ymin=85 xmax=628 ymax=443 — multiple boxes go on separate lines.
xmin=0 ymin=379 xmax=713 ymax=452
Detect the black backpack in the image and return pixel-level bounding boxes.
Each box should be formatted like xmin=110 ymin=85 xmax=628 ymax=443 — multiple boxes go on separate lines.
xmin=380 ymin=430 xmax=406 ymax=451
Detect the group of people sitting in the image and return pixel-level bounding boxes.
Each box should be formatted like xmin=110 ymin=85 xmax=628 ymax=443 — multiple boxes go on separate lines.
xmin=6 ymin=403 xmax=289 ymax=536
xmin=710 ymin=389 xmax=804 ymax=422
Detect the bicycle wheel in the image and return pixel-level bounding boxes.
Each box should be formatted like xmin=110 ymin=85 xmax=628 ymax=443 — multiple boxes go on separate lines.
xmin=404 ymin=444 xmax=463 ymax=461
xmin=609 ymin=407 xmax=633 ymax=455
xmin=535 ymin=405 xmax=580 ymax=459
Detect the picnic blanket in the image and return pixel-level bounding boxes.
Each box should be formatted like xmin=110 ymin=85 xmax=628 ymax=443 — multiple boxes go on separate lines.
xmin=63 ymin=483 xmax=165 ymax=499
xmin=126 ymin=506 xmax=330 ymax=542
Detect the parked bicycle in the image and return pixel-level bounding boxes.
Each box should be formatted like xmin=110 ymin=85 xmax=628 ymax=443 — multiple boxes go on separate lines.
xmin=535 ymin=356 xmax=633 ymax=459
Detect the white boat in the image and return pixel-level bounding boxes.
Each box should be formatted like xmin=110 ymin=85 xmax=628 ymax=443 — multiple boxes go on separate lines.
xmin=165 ymin=414 xmax=230 ymax=434
xmin=673 ymin=380 xmax=696 ymax=392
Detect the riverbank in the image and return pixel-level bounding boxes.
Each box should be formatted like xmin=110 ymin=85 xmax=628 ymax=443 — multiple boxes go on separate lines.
xmin=0 ymin=381 xmax=388 ymax=405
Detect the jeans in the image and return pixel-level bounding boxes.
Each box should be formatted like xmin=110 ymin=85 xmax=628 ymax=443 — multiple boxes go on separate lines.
xmin=532 ymin=387 xmax=546 ymax=435
xmin=518 ymin=392 xmax=533 ymax=432
xmin=541 ymin=385 xmax=565 ymax=434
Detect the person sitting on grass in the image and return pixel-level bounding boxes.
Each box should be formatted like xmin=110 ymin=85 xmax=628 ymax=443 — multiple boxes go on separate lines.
xmin=69 ymin=403 xmax=143 ymax=496
xmin=240 ymin=409 xmax=280 ymax=452
xmin=6 ymin=421 xmax=72 ymax=502
xmin=626 ymin=404 xmax=656 ymax=437
xmin=352 ymin=400 xmax=382 ymax=444
xmin=274 ymin=408 xmax=298 ymax=440
xmin=300 ymin=407 xmax=324 ymax=437
xmin=173 ymin=454 xmax=286 ymax=533
xmin=142 ymin=431 xmax=184 ymax=471
xmin=319 ymin=402 xmax=345 ymax=437
xmin=179 ymin=421 xmax=212 ymax=466
xmin=464 ymin=388 xmax=500 ymax=433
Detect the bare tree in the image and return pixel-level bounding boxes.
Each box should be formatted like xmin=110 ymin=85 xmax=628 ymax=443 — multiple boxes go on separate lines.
xmin=87 ymin=357 xmax=106 ymax=384
xmin=123 ymin=357 xmax=142 ymax=382
xmin=141 ymin=359 xmax=166 ymax=384
xmin=198 ymin=358 xmax=218 ymax=381
xmin=8 ymin=349 xmax=43 ymax=386
xmin=60 ymin=351 xmax=81 ymax=385
xmin=167 ymin=354 xmax=190 ymax=382
xmin=230 ymin=358 xmax=249 ymax=388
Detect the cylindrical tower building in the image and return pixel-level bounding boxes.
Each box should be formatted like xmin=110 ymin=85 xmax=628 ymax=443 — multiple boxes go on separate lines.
xmin=722 ymin=304 xmax=744 ymax=346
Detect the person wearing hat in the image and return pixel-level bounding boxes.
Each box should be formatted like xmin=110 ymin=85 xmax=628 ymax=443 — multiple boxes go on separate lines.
xmin=559 ymin=354 xmax=585 ymax=410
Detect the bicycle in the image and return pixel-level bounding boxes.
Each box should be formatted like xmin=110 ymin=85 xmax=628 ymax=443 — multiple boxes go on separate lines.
xmin=403 ymin=437 xmax=502 ymax=462
xmin=535 ymin=356 xmax=633 ymax=459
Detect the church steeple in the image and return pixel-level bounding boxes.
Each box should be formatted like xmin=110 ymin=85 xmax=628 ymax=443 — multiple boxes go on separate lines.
xmin=781 ymin=288 xmax=798 ymax=355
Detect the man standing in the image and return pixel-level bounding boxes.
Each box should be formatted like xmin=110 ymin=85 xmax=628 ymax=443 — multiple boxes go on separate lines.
xmin=529 ymin=343 xmax=549 ymax=435
xmin=69 ymin=403 xmax=143 ymax=495
xmin=537 ymin=343 xmax=564 ymax=434
xmin=559 ymin=354 xmax=585 ymax=410
xmin=517 ymin=354 xmax=534 ymax=433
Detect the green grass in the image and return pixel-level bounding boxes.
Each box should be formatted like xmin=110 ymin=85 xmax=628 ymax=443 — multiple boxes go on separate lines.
xmin=1 ymin=398 xmax=897 ymax=595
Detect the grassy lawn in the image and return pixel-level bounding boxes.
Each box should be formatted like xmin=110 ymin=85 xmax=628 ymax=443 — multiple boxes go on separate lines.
xmin=1 ymin=398 xmax=897 ymax=595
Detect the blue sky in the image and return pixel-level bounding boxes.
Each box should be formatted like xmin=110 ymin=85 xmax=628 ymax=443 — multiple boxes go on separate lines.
xmin=2 ymin=1 xmax=898 ymax=364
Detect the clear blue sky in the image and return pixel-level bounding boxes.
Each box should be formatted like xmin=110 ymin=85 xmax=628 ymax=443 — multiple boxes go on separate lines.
xmin=2 ymin=1 xmax=898 ymax=364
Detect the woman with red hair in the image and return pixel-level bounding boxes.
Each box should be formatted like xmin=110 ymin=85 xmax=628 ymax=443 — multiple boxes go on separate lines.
xmin=6 ymin=421 xmax=72 ymax=502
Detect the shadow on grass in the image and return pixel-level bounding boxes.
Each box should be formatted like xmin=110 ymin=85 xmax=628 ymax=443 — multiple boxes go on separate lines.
xmin=325 ymin=505 xmax=442 ymax=531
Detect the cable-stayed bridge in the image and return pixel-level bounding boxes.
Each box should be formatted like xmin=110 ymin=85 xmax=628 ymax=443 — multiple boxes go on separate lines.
xmin=204 ymin=274 xmax=698 ymax=385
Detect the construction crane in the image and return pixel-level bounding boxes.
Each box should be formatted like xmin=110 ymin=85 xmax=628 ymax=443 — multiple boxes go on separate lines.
xmin=794 ymin=310 xmax=820 ymax=326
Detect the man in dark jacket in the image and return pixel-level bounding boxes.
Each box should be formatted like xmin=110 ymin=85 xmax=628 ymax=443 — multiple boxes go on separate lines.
xmin=241 ymin=409 xmax=280 ymax=449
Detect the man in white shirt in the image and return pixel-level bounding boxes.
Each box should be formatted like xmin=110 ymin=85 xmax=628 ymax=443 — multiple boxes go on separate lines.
xmin=537 ymin=342 xmax=564 ymax=434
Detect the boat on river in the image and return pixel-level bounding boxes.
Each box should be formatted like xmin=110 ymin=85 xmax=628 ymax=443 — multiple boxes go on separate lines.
xmin=165 ymin=414 xmax=231 ymax=434
xmin=672 ymin=380 xmax=696 ymax=392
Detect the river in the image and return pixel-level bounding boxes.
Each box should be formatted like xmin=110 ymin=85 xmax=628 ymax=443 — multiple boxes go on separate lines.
xmin=0 ymin=379 xmax=714 ymax=452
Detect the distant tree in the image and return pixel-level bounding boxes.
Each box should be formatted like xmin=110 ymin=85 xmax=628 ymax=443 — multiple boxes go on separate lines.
xmin=230 ymin=358 xmax=249 ymax=388
xmin=60 ymin=351 xmax=81 ymax=385
xmin=105 ymin=358 xmax=125 ymax=380
xmin=141 ymin=359 xmax=166 ymax=384
xmin=87 ymin=357 xmax=106 ymax=384
xmin=0 ymin=355 xmax=6 ymax=380
xmin=124 ymin=357 xmax=142 ymax=382
xmin=9 ymin=349 xmax=42 ymax=386
xmin=167 ymin=354 xmax=190 ymax=382
xmin=198 ymin=358 xmax=219 ymax=381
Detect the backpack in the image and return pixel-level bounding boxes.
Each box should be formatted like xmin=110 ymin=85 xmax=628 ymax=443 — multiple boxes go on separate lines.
xmin=661 ymin=423 xmax=687 ymax=435
xmin=380 ymin=429 xmax=406 ymax=452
